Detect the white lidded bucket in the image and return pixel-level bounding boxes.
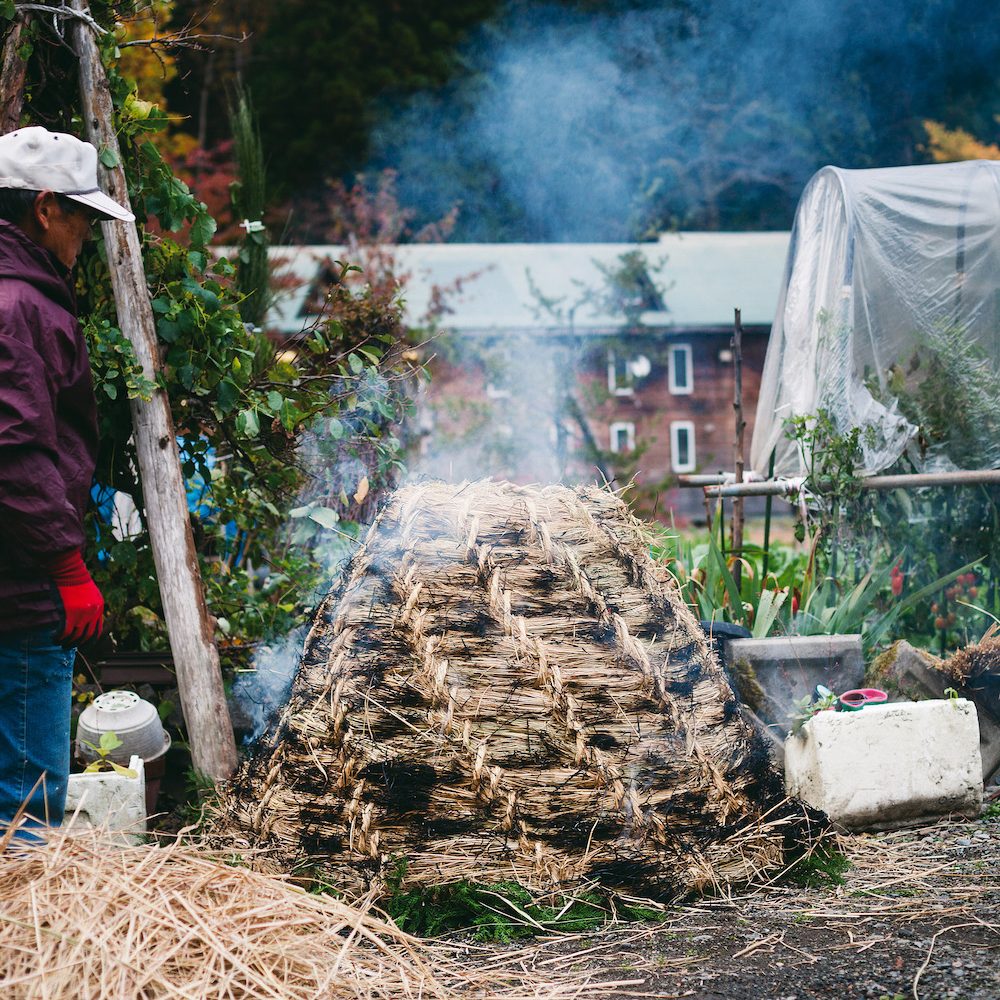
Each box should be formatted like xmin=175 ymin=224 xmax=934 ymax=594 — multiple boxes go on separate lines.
xmin=76 ymin=690 xmax=170 ymax=765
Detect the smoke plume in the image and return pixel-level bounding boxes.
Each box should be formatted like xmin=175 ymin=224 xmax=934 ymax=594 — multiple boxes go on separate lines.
xmin=370 ymin=0 xmax=1000 ymax=241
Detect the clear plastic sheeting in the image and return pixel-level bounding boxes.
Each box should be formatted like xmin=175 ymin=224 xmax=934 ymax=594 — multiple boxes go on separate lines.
xmin=751 ymin=162 xmax=1000 ymax=479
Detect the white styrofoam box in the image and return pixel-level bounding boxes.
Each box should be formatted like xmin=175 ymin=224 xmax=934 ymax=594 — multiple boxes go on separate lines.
xmin=784 ymin=699 xmax=983 ymax=829
xmin=63 ymin=754 xmax=146 ymax=841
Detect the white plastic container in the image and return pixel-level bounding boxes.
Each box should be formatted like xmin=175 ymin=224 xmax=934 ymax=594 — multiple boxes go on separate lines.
xmin=64 ymin=755 xmax=146 ymax=842
xmin=784 ymin=699 xmax=983 ymax=829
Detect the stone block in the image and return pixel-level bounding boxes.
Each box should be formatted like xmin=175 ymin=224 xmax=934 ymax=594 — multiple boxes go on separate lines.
xmin=867 ymin=639 xmax=948 ymax=700
xmin=727 ymin=634 xmax=865 ymax=737
xmin=63 ymin=755 xmax=146 ymax=842
xmin=784 ymin=700 xmax=983 ymax=829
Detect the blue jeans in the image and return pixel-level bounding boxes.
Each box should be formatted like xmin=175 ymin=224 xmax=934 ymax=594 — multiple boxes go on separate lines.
xmin=0 ymin=629 xmax=75 ymax=837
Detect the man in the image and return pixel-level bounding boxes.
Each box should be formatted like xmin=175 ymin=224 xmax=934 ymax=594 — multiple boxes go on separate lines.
xmin=0 ymin=126 xmax=133 ymax=836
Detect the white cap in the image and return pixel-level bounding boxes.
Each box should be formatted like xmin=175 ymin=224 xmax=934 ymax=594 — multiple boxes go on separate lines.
xmin=0 ymin=125 xmax=135 ymax=222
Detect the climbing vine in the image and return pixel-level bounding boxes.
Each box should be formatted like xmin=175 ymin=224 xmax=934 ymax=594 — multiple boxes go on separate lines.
xmin=3 ymin=5 xmax=420 ymax=661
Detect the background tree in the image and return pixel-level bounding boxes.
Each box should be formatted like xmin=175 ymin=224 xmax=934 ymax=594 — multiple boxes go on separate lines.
xmin=923 ymin=119 xmax=1000 ymax=162
xmin=164 ymin=0 xmax=500 ymax=201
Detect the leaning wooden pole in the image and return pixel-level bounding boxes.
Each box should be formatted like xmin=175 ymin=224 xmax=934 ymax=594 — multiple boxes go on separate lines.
xmin=71 ymin=7 xmax=237 ymax=779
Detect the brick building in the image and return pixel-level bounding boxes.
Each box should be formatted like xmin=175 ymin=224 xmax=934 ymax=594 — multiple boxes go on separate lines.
xmin=266 ymin=233 xmax=789 ymax=521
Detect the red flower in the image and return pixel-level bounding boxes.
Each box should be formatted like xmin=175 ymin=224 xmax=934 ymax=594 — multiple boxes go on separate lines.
xmin=891 ymin=574 xmax=903 ymax=597
xmin=791 ymin=594 xmax=799 ymax=614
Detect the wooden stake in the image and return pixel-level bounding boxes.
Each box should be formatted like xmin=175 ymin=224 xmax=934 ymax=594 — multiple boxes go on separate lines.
xmin=730 ymin=308 xmax=746 ymax=590
xmin=70 ymin=5 xmax=236 ymax=780
xmin=0 ymin=14 xmax=30 ymax=134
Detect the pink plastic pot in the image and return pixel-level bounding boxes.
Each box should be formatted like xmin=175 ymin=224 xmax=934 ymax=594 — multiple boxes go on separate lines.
xmin=837 ymin=688 xmax=888 ymax=711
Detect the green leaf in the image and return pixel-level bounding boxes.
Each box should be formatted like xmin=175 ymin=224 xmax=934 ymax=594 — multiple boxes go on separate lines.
xmin=103 ymin=382 xmax=118 ymax=400
xmin=99 ymin=731 xmax=123 ymax=752
xmin=752 ymin=589 xmax=787 ymax=639
xmin=348 ymin=352 xmax=364 ymax=374
xmin=278 ymin=399 xmax=301 ymax=431
xmin=110 ymin=540 xmax=137 ymax=568
xmin=236 ymin=408 xmax=260 ymax=437
xmin=157 ymin=318 xmax=180 ymax=343
xmin=190 ymin=210 xmax=217 ymax=249
xmin=308 ymin=507 xmax=341 ymax=529
xmin=110 ymin=763 xmax=139 ymax=779
xmin=216 ymin=378 xmax=240 ymax=413
xmin=98 ymin=145 xmax=120 ymax=169
xmin=139 ymin=140 xmax=164 ymax=165
xmin=709 ymin=540 xmax=745 ymax=626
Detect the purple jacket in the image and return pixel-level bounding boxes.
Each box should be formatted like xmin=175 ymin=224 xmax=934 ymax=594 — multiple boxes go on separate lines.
xmin=0 ymin=220 xmax=98 ymax=633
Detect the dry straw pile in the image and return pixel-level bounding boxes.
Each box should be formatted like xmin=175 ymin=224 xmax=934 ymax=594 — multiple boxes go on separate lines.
xmin=0 ymin=828 xmax=602 ymax=999
xmin=217 ymin=481 xmax=821 ymax=897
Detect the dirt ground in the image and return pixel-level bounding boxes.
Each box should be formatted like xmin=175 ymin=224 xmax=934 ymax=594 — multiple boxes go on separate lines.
xmin=463 ymin=802 xmax=1000 ymax=1000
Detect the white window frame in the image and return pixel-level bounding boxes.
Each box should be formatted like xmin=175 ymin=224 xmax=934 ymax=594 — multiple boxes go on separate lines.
xmin=670 ymin=420 xmax=696 ymax=472
xmin=668 ymin=343 xmax=693 ymax=395
xmin=485 ymin=382 xmax=511 ymax=400
xmin=609 ymin=421 xmax=635 ymax=454
xmin=607 ymin=350 xmax=634 ymax=396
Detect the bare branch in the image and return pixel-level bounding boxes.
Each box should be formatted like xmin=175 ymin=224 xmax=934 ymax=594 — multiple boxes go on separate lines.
xmin=12 ymin=3 xmax=107 ymax=34
xmin=119 ymin=30 xmax=249 ymax=53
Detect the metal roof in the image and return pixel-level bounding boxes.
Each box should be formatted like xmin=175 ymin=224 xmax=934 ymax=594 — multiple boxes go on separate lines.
xmin=263 ymin=232 xmax=791 ymax=336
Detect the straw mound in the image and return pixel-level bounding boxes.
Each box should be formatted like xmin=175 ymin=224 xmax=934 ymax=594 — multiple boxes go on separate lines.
xmin=216 ymin=481 xmax=821 ymax=898
xmin=0 ymin=828 xmax=597 ymax=1000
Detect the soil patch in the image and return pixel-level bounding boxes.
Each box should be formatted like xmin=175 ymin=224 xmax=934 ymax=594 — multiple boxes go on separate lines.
xmin=458 ymin=807 xmax=1000 ymax=999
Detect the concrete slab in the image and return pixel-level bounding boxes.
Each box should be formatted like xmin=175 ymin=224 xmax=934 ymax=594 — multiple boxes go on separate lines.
xmin=784 ymin=700 xmax=983 ymax=829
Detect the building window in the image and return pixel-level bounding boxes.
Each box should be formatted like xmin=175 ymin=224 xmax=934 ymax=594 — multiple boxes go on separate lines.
xmin=607 ymin=350 xmax=634 ymax=396
xmin=668 ymin=343 xmax=693 ymax=395
xmin=609 ymin=421 xmax=635 ymax=454
xmin=670 ymin=421 xmax=696 ymax=472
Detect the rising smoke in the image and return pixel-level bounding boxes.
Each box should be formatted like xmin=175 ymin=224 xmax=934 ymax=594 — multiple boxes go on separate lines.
xmin=233 ymin=0 xmax=1000 ymax=734
xmin=370 ymin=0 xmax=1000 ymax=241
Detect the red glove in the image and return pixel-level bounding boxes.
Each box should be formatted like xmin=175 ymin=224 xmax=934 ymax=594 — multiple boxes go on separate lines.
xmin=48 ymin=550 xmax=104 ymax=645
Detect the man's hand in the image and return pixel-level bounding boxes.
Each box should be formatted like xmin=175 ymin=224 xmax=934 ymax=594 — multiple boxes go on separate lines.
xmin=48 ymin=549 xmax=104 ymax=645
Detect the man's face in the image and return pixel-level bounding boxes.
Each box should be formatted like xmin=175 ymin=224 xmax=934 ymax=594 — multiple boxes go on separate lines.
xmin=32 ymin=193 xmax=98 ymax=269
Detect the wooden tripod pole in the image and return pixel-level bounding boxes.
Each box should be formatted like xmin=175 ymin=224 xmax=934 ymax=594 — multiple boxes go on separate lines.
xmin=730 ymin=308 xmax=746 ymax=592
xmin=70 ymin=6 xmax=236 ymax=780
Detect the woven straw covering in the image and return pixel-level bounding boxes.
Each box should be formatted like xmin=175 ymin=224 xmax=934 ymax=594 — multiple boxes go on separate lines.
xmin=216 ymin=481 xmax=820 ymax=898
